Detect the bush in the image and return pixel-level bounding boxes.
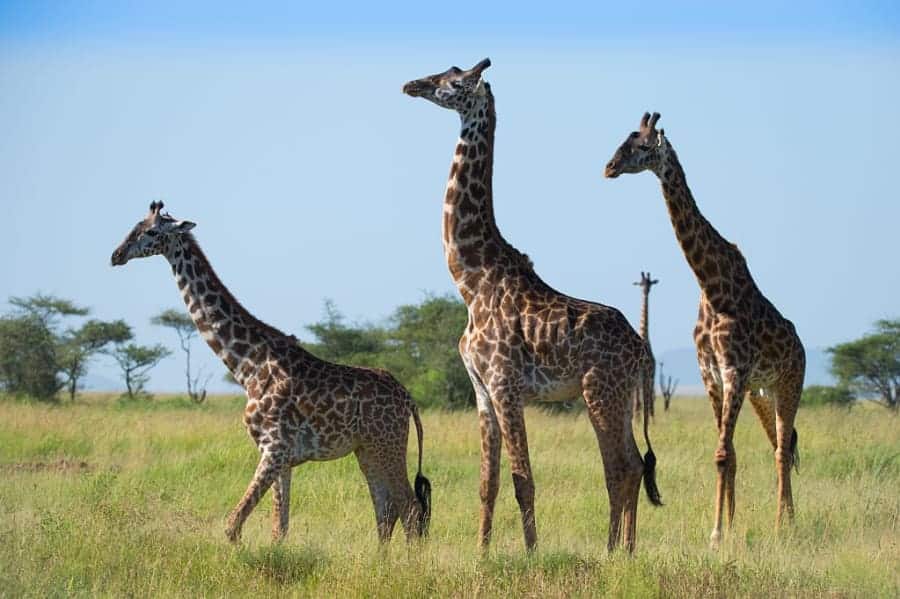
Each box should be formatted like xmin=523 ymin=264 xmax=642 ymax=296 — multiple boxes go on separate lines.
xmin=802 ymin=385 xmax=854 ymax=409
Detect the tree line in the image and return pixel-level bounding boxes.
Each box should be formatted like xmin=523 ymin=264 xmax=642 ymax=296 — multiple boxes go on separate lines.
xmin=0 ymin=292 xmax=896 ymax=411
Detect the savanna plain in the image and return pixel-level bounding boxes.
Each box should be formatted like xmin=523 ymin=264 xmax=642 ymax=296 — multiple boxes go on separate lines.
xmin=0 ymin=395 xmax=897 ymax=598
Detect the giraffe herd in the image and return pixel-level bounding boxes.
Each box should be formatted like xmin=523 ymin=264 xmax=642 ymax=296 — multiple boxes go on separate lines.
xmin=111 ymin=58 xmax=805 ymax=555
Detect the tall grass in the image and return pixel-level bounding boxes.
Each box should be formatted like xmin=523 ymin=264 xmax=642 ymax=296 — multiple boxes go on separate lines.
xmin=1 ymin=395 xmax=897 ymax=597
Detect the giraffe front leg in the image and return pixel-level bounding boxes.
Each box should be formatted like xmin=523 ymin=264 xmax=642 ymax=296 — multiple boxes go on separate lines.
xmin=271 ymin=466 xmax=292 ymax=542
xmin=493 ymin=398 xmax=537 ymax=552
xmin=477 ymin=405 xmax=502 ymax=551
xmin=463 ymin=357 xmax=502 ymax=552
xmin=225 ymin=452 xmax=281 ymax=544
xmin=710 ymin=365 xmax=745 ymax=549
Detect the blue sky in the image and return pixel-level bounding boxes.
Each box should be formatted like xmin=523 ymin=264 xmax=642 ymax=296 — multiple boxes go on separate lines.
xmin=2 ymin=2 xmax=898 ymax=392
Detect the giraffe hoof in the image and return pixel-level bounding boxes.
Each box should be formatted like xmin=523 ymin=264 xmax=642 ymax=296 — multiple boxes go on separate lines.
xmin=225 ymin=528 xmax=241 ymax=545
xmin=709 ymin=530 xmax=722 ymax=550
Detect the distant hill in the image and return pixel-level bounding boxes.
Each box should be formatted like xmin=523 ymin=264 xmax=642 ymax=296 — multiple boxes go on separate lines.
xmin=656 ymin=346 xmax=833 ymax=394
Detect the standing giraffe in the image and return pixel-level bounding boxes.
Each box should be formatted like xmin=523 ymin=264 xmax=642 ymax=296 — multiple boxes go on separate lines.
xmin=403 ymin=59 xmax=661 ymax=553
xmin=633 ymin=272 xmax=659 ymax=419
xmin=111 ymin=202 xmax=431 ymax=544
xmin=605 ymin=113 xmax=805 ymax=547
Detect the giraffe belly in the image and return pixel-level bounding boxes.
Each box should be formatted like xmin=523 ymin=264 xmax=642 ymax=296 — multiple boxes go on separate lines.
xmin=285 ymin=425 xmax=354 ymax=463
xmin=524 ymin=370 xmax=582 ymax=403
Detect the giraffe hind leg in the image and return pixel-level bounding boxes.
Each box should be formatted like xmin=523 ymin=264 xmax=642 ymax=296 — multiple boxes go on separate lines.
xmin=748 ymin=388 xmax=778 ymax=451
xmin=583 ymin=377 xmax=642 ymax=553
xmin=356 ymin=446 xmax=422 ymax=544
xmin=773 ymin=381 xmax=801 ymax=528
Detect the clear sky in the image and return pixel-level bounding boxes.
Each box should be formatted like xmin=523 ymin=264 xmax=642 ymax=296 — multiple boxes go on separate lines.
xmin=2 ymin=2 xmax=898 ymax=392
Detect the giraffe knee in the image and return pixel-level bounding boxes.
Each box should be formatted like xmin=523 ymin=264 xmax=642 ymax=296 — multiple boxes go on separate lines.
xmin=714 ymin=445 xmax=736 ymax=469
xmin=775 ymin=447 xmax=793 ymax=469
xmin=480 ymin=479 xmax=498 ymax=504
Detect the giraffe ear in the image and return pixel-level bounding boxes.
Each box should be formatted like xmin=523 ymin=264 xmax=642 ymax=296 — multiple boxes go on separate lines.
xmin=174 ymin=220 xmax=196 ymax=232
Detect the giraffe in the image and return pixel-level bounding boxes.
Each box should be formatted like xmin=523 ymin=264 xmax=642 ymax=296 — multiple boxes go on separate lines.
xmin=633 ymin=272 xmax=659 ymax=419
xmin=605 ymin=113 xmax=805 ymax=548
xmin=403 ymin=59 xmax=662 ymax=553
xmin=111 ymin=202 xmax=431 ymax=544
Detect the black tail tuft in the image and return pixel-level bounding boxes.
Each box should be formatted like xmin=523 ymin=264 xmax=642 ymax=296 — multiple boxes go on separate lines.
xmin=643 ymin=448 xmax=663 ymax=506
xmin=790 ymin=428 xmax=800 ymax=471
xmin=414 ymin=473 xmax=432 ymax=536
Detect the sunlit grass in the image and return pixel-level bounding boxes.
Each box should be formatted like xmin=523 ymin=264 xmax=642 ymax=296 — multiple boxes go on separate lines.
xmin=1 ymin=395 xmax=897 ymax=597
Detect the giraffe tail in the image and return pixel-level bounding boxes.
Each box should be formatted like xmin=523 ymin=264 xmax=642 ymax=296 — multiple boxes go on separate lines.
xmin=411 ymin=402 xmax=432 ymax=536
xmin=640 ymin=372 xmax=663 ymax=506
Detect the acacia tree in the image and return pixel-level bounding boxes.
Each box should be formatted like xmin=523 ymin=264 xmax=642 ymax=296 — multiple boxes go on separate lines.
xmin=303 ymin=295 xmax=475 ymax=409
xmin=58 ymin=319 xmax=133 ymax=401
xmin=0 ymin=314 xmax=60 ymax=399
xmin=9 ymin=293 xmax=88 ymax=329
xmin=109 ymin=342 xmax=171 ymax=399
xmin=2 ymin=294 xmax=129 ymax=401
xmin=152 ymin=308 xmax=210 ymax=403
xmin=828 ymin=319 xmax=899 ymax=410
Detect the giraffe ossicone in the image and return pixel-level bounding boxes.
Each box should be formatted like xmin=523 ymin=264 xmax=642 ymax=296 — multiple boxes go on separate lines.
xmin=404 ymin=59 xmax=662 ymax=554
xmin=111 ymin=201 xmax=431 ymax=545
xmin=606 ymin=113 xmax=805 ymax=548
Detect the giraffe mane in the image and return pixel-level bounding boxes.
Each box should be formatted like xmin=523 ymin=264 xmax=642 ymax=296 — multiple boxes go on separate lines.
xmin=183 ymin=233 xmax=297 ymax=344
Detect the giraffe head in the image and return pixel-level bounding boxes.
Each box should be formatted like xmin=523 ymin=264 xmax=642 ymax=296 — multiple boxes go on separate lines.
xmin=633 ymin=271 xmax=659 ymax=294
xmin=604 ymin=112 xmax=667 ymax=178
xmin=402 ymin=58 xmax=491 ymax=113
xmin=110 ymin=201 xmax=196 ymax=266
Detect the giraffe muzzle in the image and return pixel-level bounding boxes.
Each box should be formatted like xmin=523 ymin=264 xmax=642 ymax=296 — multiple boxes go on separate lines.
xmin=110 ymin=249 xmax=127 ymax=266
xmin=402 ymin=79 xmax=433 ymax=97
xmin=604 ymin=161 xmax=622 ymax=178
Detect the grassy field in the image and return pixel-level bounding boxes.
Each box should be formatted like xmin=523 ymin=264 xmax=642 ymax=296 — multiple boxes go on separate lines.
xmin=0 ymin=394 xmax=897 ymax=598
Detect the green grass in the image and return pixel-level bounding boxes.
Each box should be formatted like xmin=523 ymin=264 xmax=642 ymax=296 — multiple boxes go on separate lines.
xmin=1 ymin=394 xmax=897 ymax=597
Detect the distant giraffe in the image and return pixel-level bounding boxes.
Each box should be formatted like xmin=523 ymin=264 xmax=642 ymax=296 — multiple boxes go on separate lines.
xmin=404 ymin=59 xmax=661 ymax=553
xmin=111 ymin=202 xmax=431 ymax=544
xmin=633 ymin=272 xmax=659 ymax=419
xmin=605 ymin=113 xmax=804 ymax=547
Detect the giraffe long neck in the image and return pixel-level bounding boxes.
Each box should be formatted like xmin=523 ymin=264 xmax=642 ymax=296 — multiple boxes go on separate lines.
xmin=163 ymin=234 xmax=296 ymax=387
xmin=443 ymin=87 xmax=514 ymax=304
xmin=655 ymin=143 xmax=753 ymax=306
xmin=639 ymin=290 xmax=650 ymax=344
